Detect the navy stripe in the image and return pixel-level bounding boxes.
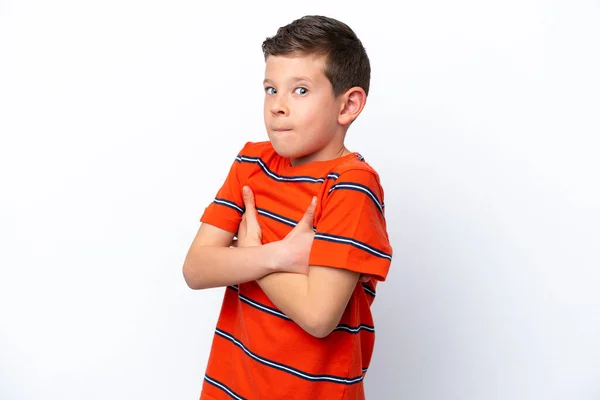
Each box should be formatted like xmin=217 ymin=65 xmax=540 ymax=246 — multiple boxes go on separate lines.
xmin=212 ymin=200 xmax=315 ymax=230
xmin=214 ymin=198 xmax=244 ymax=214
xmin=332 ymin=324 xmax=375 ymax=334
xmin=212 ymin=200 xmax=314 ymax=231
xmin=314 ymin=232 xmax=392 ymax=261
xmin=362 ymin=283 xmax=376 ymax=297
xmin=256 ymin=207 xmax=317 ymax=231
xmin=328 ymin=183 xmax=385 ymax=215
xmin=215 ymin=328 xmax=364 ymax=385
xmin=239 ymin=293 xmax=290 ymax=320
xmin=239 ymin=204 xmax=390 ymax=262
xmin=236 ymin=155 xmax=338 ymax=184
xmin=226 ymin=286 xmax=374 ymax=330
xmin=204 ymin=375 xmax=246 ymax=400
xmin=256 ymin=207 xmax=297 ymax=228
xmin=234 ymin=289 xmax=291 ymax=321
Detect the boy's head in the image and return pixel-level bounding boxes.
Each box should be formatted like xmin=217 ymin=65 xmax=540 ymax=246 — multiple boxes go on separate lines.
xmin=261 ymin=16 xmax=371 ymax=166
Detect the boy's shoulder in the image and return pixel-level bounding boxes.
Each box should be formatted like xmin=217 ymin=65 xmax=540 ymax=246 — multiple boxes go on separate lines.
xmin=330 ymin=152 xmax=385 ymax=195
xmin=333 ymin=152 xmax=381 ymax=178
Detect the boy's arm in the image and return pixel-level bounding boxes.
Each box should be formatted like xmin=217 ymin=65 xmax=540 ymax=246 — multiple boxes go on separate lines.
xmin=185 ymin=142 xmax=300 ymax=289
xmin=236 ymin=189 xmax=361 ymax=338
xmin=242 ymin=167 xmax=392 ymax=338
xmin=182 ymin=222 xmax=282 ymax=290
xmin=257 ymin=267 xmax=360 ymax=338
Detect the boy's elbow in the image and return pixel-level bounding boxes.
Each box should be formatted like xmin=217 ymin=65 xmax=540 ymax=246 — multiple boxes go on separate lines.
xmin=182 ymin=264 xmax=199 ymax=289
xmin=306 ymin=325 xmax=334 ymax=339
xmin=182 ymin=262 xmax=207 ymax=290
xmin=303 ymin=312 xmax=339 ymax=339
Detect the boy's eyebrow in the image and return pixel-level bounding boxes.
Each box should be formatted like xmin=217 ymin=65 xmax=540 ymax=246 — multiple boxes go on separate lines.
xmin=290 ymin=76 xmax=313 ymax=83
xmin=263 ymin=76 xmax=313 ymax=85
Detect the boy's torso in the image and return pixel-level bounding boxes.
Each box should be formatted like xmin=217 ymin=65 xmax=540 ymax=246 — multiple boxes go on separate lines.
xmin=201 ymin=141 xmax=384 ymax=400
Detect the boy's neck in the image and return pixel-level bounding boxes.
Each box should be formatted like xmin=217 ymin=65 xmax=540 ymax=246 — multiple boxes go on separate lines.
xmin=289 ymin=145 xmax=351 ymax=167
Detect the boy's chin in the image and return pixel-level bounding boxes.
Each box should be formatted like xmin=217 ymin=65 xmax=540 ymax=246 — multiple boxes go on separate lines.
xmin=269 ymin=140 xmax=304 ymax=160
xmin=272 ymin=147 xmax=301 ymax=160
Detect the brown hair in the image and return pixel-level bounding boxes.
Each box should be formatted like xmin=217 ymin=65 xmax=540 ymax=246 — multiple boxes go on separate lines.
xmin=262 ymin=15 xmax=371 ymax=97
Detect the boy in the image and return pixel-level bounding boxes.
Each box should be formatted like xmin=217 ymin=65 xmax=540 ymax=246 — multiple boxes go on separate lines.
xmin=183 ymin=15 xmax=393 ymax=400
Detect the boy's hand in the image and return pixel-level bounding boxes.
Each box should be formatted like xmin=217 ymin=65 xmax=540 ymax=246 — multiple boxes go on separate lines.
xmin=279 ymin=198 xmax=372 ymax=281
xmin=273 ymin=197 xmax=318 ymax=275
xmin=235 ymin=186 xmax=263 ymax=248
xmin=234 ymin=187 xmax=371 ymax=281
xmin=235 ymin=187 xmax=309 ymax=275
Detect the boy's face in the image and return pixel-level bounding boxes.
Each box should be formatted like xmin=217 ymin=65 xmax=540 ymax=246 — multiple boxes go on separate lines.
xmin=263 ymin=53 xmax=345 ymax=166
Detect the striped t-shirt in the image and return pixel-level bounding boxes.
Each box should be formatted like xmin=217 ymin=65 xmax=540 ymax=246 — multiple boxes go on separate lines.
xmin=199 ymin=141 xmax=393 ymax=400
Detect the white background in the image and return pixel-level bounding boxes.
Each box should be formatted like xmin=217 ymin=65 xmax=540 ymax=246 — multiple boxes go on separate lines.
xmin=1 ymin=1 xmax=599 ymax=399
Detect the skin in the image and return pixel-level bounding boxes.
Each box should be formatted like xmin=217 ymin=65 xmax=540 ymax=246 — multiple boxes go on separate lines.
xmin=263 ymin=52 xmax=365 ymax=166
xmin=183 ymin=52 xmax=369 ymax=337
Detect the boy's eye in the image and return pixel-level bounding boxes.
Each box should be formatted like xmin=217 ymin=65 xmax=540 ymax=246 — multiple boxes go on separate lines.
xmin=265 ymin=87 xmax=277 ymax=95
xmin=294 ymin=87 xmax=308 ymax=95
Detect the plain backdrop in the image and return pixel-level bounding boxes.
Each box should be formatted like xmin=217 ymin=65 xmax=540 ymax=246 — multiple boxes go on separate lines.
xmin=1 ymin=1 xmax=599 ymax=399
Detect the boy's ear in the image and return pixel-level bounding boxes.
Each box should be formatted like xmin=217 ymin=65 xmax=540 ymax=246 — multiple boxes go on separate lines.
xmin=338 ymin=87 xmax=367 ymax=126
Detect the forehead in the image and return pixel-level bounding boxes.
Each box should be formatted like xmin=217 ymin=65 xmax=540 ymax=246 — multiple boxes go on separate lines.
xmin=264 ymin=53 xmax=327 ymax=82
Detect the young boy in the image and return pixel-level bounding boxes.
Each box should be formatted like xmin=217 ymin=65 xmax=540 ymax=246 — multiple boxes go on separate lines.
xmin=183 ymin=15 xmax=393 ymax=400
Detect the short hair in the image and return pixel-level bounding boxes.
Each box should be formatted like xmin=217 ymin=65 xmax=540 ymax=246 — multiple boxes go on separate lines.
xmin=262 ymin=15 xmax=371 ymax=97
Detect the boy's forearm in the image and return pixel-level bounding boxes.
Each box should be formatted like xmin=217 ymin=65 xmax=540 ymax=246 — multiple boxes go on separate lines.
xmin=183 ymin=243 xmax=279 ymax=290
xmin=257 ymin=266 xmax=358 ymax=338
xmin=257 ymin=273 xmax=315 ymax=333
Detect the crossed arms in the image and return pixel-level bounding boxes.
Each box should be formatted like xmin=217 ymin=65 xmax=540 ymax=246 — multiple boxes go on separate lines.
xmin=182 ymin=187 xmax=362 ymax=338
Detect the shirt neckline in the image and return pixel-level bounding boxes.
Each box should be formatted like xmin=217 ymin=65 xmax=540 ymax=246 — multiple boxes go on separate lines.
xmin=280 ymin=151 xmax=360 ymax=173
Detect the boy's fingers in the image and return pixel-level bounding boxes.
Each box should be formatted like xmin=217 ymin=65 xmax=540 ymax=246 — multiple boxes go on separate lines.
xmin=299 ymin=196 xmax=317 ymax=227
xmin=242 ymin=186 xmax=256 ymax=211
xmin=242 ymin=186 xmax=262 ymax=230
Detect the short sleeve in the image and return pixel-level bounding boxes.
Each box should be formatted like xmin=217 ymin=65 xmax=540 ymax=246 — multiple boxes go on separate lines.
xmin=199 ymin=144 xmax=248 ymax=233
xmin=308 ymin=169 xmax=393 ymax=281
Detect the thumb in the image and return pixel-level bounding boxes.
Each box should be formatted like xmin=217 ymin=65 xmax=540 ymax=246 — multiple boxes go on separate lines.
xmin=299 ymin=196 xmax=317 ymax=228
xmin=242 ymin=186 xmax=256 ymax=212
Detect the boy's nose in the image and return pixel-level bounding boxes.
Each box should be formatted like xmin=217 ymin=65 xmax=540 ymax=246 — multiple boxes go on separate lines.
xmin=270 ymin=97 xmax=289 ymax=116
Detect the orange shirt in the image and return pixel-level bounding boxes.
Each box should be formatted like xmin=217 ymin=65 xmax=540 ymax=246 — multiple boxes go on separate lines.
xmin=199 ymin=141 xmax=393 ymax=400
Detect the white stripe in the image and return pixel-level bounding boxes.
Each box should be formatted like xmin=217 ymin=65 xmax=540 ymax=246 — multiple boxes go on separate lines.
xmin=329 ymin=183 xmax=383 ymax=213
xmin=239 ymin=295 xmax=290 ymax=320
xmin=214 ymin=198 xmax=244 ymax=213
xmin=315 ymin=233 xmax=392 ymax=260
xmin=257 ymin=209 xmax=296 ymax=227
xmin=362 ymin=285 xmax=376 ymax=296
xmin=334 ymin=325 xmax=375 ymax=333
xmin=239 ymin=294 xmax=375 ymax=330
xmin=238 ymin=292 xmax=376 ymax=328
xmin=205 ymin=376 xmax=245 ymax=400
xmin=238 ymin=156 xmax=325 ymax=183
xmin=216 ymin=330 xmax=363 ymax=384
